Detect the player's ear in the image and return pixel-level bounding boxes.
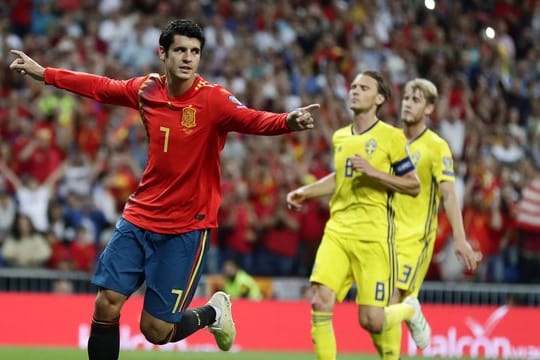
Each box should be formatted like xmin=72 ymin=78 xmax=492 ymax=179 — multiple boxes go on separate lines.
xmin=425 ymin=103 xmax=434 ymax=116
xmin=158 ymin=46 xmax=166 ymax=61
xmin=375 ymin=94 xmax=385 ymax=106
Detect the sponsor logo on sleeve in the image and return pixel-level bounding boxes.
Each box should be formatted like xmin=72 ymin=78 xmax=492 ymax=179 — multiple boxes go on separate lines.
xmin=442 ymin=156 xmax=455 ymax=176
xmin=228 ymin=95 xmax=247 ymax=109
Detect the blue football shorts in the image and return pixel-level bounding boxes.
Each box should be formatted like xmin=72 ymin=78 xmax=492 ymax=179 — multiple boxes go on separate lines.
xmin=92 ymin=217 xmax=210 ymax=323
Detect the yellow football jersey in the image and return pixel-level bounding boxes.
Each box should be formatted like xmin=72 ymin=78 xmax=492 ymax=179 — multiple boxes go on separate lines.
xmin=394 ymin=128 xmax=455 ymax=243
xmin=325 ymin=120 xmax=415 ymax=242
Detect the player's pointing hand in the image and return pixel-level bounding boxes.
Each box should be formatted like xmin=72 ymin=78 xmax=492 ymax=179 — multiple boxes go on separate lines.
xmin=286 ymin=103 xmax=320 ymax=131
xmin=9 ymin=50 xmax=45 ymax=82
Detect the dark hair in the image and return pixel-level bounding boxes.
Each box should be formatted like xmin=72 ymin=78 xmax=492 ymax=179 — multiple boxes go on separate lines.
xmin=159 ymin=19 xmax=205 ymax=53
xmin=12 ymin=212 xmax=36 ymax=239
xmin=361 ymin=70 xmax=392 ymax=109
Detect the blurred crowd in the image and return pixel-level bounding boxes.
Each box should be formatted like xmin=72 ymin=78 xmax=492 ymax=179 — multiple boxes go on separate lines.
xmin=0 ymin=0 xmax=539 ymax=284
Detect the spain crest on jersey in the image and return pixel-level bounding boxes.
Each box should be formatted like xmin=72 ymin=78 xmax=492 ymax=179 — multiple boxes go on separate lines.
xmin=181 ymin=106 xmax=196 ymax=129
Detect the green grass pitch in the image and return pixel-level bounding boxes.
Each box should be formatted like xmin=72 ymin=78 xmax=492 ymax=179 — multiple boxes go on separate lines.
xmin=0 ymin=347 xmax=466 ymax=359
xmin=0 ymin=348 xmax=360 ymax=359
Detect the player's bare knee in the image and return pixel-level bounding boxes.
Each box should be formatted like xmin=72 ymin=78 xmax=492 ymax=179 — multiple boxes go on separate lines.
xmin=358 ymin=315 xmax=370 ymax=331
xmin=359 ymin=316 xmax=384 ymax=333
xmin=140 ymin=328 xmax=163 ymax=344
xmin=140 ymin=314 xmax=172 ymax=345
xmin=140 ymin=311 xmax=172 ymax=345
xmin=311 ymin=295 xmax=331 ymax=312
xmin=359 ymin=308 xmax=385 ymax=333
xmin=310 ymin=283 xmax=335 ymax=312
xmin=94 ymin=290 xmax=125 ymax=319
xmin=140 ymin=323 xmax=169 ymax=344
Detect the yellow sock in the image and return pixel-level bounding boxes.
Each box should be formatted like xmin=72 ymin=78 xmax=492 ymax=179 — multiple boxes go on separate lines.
xmin=371 ymin=323 xmax=402 ymax=360
xmin=383 ymin=303 xmax=414 ymax=330
xmin=311 ymin=310 xmax=336 ymax=360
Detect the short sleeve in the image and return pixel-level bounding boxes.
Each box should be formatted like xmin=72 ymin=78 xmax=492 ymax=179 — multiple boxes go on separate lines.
xmin=434 ymin=139 xmax=455 ymax=184
xmin=390 ymin=130 xmax=415 ymax=176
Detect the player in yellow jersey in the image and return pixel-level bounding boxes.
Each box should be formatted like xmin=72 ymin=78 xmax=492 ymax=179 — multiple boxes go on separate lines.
xmin=287 ymin=71 xmax=421 ymax=360
xmin=369 ymin=78 xmax=482 ymax=359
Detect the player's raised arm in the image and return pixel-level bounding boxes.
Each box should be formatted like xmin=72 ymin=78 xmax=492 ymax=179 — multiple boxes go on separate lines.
xmin=9 ymin=50 xmax=45 ymax=81
xmin=9 ymin=49 xmax=142 ymax=109
xmin=213 ymin=86 xmax=320 ymax=135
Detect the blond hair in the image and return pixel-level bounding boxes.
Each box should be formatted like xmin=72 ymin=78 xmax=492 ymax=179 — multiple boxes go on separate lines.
xmin=404 ymin=78 xmax=438 ymax=105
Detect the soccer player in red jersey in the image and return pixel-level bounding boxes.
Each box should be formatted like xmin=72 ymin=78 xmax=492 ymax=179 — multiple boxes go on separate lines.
xmin=10 ymin=19 xmax=319 ymax=360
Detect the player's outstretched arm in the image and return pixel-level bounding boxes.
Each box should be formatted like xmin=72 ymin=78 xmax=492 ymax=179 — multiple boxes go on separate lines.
xmin=286 ymin=172 xmax=335 ymax=211
xmin=440 ymin=180 xmax=482 ymax=272
xmin=286 ymin=103 xmax=320 ymax=131
xmin=10 ymin=49 xmax=141 ymax=108
xmin=9 ymin=50 xmax=45 ymax=82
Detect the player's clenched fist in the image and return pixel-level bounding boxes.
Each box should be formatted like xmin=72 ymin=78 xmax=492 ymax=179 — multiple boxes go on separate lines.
xmin=351 ymin=154 xmax=377 ymax=177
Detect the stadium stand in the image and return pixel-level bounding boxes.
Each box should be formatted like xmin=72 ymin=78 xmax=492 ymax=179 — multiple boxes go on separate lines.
xmin=0 ymin=0 xmax=539 ymax=304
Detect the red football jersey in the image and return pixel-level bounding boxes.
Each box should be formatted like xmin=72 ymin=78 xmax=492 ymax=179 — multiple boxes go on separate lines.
xmin=45 ymin=69 xmax=291 ymax=233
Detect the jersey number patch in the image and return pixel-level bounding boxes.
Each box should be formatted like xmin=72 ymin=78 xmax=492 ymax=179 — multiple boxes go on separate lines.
xmin=171 ymin=289 xmax=184 ymax=313
xmin=398 ymin=264 xmax=413 ymax=284
xmin=160 ymin=126 xmax=170 ymax=152
xmin=375 ymin=282 xmax=385 ymax=301
xmin=345 ymin=158 xmax=354 ymax=177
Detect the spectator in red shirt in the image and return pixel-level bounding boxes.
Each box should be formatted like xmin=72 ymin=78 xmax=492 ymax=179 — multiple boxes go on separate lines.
xmin=17 ymin=127 xmax=64 ymax=184
xmin=516 ymin=169 xmax=540 ymax=283
xmin=463 ymin=185 xmax=504 ymax=282
xmin=47 ymin=225 xmax=97 ymax=272
xmin=70 ymin=225 xmax=98 ymax=272
xmin=220 ymin=181 xmax=258 ymax=274
xmin=257 ymin=186 xmax=301 ymax=276
xmin=296 ymin=192 xmax=328 ymax=277
xmin=47 ymin=230 xmax=75 ymax=271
